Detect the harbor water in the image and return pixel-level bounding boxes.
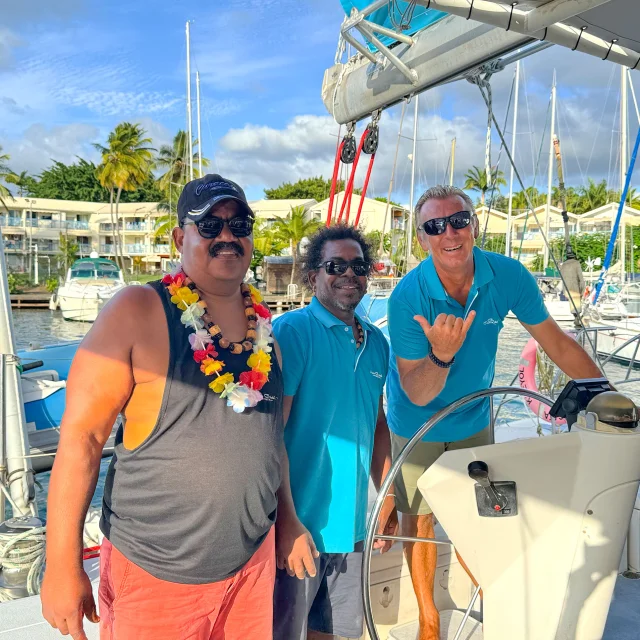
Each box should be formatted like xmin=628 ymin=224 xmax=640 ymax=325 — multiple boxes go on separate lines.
xmin=13 ymin=308 xmax=640 ymax=521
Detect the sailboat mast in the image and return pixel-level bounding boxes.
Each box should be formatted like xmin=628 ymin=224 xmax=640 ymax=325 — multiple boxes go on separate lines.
xmin=196 ymin=71 xmax=203 ymax=178
xmin=543 ymin=71 xmax=557 ymax=271
xmin=406 ymin=95 xmax=419 ymax=273
xmin=506 ymin=61 xmax=520 ymax=257
xmin=186 ymin=21 xmax=194 ymax=182
xmin=449 ymin=137 xmax=456 ymax=186
xmin=621 ymin=66 xmax=628 ymax=284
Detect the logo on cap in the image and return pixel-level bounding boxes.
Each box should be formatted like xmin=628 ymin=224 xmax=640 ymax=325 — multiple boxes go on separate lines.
xmin=194 ymin=181 xmax=239 ymax=197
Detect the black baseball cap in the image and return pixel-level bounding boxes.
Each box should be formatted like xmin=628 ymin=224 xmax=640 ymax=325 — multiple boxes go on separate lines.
xmin=177 ymin=173 xmax=253 ymax=225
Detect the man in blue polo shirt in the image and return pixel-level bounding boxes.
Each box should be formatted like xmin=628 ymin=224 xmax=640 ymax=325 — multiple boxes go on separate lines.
xmin=272 ymin=225 xmax=397 ymax=640
xmin=388 ymin=185 xmax=602 ymax=640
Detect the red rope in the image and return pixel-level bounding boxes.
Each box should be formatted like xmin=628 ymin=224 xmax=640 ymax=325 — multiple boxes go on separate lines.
xmin=354 ymin=152 xmax=376 ymax=227
xmin=326 ymin=140 xmax=345 ymax=227
xmin=338 ymin=130 xmax=367 ymax=224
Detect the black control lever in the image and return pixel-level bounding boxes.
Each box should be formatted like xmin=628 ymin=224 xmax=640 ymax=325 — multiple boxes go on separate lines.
xmin=468 ymin=461 xmax=506 ymax=512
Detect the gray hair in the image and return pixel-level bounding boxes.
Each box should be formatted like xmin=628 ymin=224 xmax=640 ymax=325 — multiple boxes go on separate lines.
xmin=414 ymin=185 xmax=475 ymax=229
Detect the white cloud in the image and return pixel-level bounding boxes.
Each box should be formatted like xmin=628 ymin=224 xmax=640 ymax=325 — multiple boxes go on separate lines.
xmin=1 ymin=123 xmax=99 ymax=175
xmin=0 ymin=29 xmax=22 ymax=70
xmin=54 ymin=88 xmax=182 ymax=117
xmin=212 ymin=110 xmax=486 ymax=200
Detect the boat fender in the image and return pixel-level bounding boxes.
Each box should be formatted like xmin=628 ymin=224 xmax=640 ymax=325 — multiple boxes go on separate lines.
xmin=518 ymin=337 xmax=566 ymax=425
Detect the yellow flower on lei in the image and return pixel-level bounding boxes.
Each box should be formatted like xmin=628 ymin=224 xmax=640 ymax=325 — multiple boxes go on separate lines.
xmin=201 ymin=358 xmax=225 ymax=375
xmin=171 ymin=286 xmax=199 ymax=311
xmin=210 ymin=372 xmax=234 ymax=393
xmin=249 ymin=284 xmax=263 ymax=304
xmin=247 ymin=349 xmax=271 ymax=374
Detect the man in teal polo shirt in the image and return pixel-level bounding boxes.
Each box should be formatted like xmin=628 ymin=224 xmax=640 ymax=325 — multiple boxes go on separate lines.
xmin=272 ymin=225 xmax=397 ymax=640
xmin=387 ymin=185 xmax=602 ymax=640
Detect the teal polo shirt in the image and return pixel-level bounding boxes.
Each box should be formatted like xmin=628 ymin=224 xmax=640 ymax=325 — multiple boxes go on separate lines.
xmin=387 ymin=247 xmax=548 ymax=442
xmin=273 ymin=297 xmax=389 ymax=553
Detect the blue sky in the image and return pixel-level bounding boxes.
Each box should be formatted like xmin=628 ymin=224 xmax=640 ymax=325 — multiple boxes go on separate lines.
xmin=1 ymin=0 xmax=637 ymax=202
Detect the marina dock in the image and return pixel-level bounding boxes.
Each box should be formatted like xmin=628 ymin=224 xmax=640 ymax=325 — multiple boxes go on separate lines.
xmin=10 ymin=292 xmax=51 ymax=309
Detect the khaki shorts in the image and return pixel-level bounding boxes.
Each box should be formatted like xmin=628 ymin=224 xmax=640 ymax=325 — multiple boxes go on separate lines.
xmin=391 ymin=427 xmax=493 ymax=516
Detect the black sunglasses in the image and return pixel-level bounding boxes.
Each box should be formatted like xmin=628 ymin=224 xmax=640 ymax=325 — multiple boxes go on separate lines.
xmin=421 ymin=211 xmax=473 ymax=236
xmin=317 ymin=258 xmax=371 ymax=277
xmin=185 ymin=215 xmax=254 ymax=239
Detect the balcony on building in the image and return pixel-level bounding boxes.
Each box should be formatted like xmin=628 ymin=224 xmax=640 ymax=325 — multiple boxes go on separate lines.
xmin=3 ymin=238 xmax=25 ymax=251
xmin=0 ymin=213 xmax=25 ymax=228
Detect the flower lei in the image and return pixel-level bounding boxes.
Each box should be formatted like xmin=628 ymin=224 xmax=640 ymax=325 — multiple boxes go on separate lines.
xmin=162 ymin=266 xmax=274 ymax=413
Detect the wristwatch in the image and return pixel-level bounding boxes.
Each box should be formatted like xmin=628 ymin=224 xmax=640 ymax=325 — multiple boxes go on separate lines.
xmin=428 ymin=350 xmax=455 ymax=369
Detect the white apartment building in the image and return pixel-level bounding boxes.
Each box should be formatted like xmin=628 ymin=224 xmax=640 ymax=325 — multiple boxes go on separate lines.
xmin=1 ymin=196 xmax=318 ymax=274
xmin=1 ymin=197 xmax=167 ymax=273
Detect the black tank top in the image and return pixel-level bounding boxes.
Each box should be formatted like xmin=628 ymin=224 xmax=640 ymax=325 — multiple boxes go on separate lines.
xmin=100 ymin=280 xmax=283 ymax=584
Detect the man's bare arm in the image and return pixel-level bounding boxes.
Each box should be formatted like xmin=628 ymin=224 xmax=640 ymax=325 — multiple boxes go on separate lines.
xmin=523 ymin=317 xmax=602 ymax=379
xmin=41 ymin=287 xmax=152 ymax=639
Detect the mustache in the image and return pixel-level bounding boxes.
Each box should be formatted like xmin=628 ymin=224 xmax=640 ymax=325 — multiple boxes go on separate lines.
xmin=333 ymin=277 xmax=364 ymax=290
xmin=209 ymin=241 xmax=244 ymax=257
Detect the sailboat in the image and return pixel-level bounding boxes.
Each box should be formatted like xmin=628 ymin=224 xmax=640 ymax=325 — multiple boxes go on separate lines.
xmin=326 ymin=3 xmax=640 ymax=640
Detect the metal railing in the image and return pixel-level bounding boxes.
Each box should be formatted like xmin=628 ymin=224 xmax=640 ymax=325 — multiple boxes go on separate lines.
xmin=153 ymin=244 xmax=170 ymax=253
xmin=65 ymin=220 xmax=90 ymax=230
xmin=99 ymin=245 xmax=115 ymax=254
xmin=124 ymin=244 xmax=146 ymax=255
xmin=0 ymin=217 xmax=24 ymax=227
xmin=3 ymin=241 xmax=25 ymax=251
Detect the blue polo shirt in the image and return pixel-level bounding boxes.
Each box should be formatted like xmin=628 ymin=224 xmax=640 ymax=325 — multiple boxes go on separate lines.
xmin=387 ymin=247 xmax=548 ymax=442
xmin=273 ymin=297 xmax=389 ymax=553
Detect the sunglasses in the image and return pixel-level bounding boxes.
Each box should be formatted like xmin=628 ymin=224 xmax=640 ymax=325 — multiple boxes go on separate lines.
xmin=184 ymin=215 xmax=254 ymax=239
xmin=317 ymin=258 xmax=371 ymax=277
xmin=420 ymin=211 xmax=473 ymax=236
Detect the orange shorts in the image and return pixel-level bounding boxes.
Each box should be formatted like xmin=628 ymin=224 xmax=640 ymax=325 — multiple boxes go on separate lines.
xmin=98 ymin=528 xmax=275 ymax=640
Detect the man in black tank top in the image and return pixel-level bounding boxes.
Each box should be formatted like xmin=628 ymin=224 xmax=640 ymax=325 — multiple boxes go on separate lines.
xmin=42 ymin=175 xmax=284 ymax=640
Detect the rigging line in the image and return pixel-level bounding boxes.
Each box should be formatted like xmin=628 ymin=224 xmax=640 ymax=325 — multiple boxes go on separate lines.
xmin=476 ymin=83 xmax=601 ymax=364
xmin=607 ymin=91 xmax=621 ymax=201
xmin=482 ymin=65 xmax=517 ymax=248
xmin=558 ymin=98 xmax=586 ymax=189
xmin=585 ymin=65 xmax=617 ymax=177
xmin=517 ymin=96 xmax=552 ymax=261
xmin=628 ymin=70 xmax=640 ymax=126
xmin=521 ymin=62 xmax=537 ymax=195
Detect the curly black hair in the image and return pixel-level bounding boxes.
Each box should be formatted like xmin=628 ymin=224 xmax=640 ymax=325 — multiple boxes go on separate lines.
xmin=301 ymin=224 xmax=374 ymax=289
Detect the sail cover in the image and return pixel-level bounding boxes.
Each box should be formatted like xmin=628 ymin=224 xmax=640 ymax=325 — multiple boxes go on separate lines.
xmin=339 ymin=1 xmax=447 ymax=50
xmin=325 ymin=0 xmax=640 ymax=124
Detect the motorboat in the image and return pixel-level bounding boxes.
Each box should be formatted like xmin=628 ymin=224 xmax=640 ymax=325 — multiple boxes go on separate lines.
xmin=52 ymin=255 xmax=125 ymax=323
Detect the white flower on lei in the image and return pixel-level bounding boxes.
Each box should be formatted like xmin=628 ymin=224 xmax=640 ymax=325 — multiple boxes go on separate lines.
xmin=188 ymin=329 xmax=213 ymax=351
xmin=253 ymin=317 xmax=274 ymax=354
xmin=223 ymin=384 xmax=252 ymax=413
xmin=181 ymin=302 xmax=205 ymax=330
xmin=244 ymin=386 xmax=264 ymax=407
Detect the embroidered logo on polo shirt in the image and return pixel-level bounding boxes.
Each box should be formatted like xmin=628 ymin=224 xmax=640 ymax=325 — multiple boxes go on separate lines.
xmin=370 ymin=371 xmax=383 ymax=379
xmin=484 ymin=318 xmax=499 ymax=325
xmin=262 ymin=394 xmax=278 ymax=402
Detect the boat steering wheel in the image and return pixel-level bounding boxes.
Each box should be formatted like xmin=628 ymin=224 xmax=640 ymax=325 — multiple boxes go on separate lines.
xmin=362 ymin=386 xmax=554 ymax=640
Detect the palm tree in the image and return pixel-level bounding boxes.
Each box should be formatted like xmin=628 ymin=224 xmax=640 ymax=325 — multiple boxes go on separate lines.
xmin=511 ymin=187 xmax=546 ymax=211
xmin=5 ymin=170 xmax=31 ymax=196
xmin=0 ymin=145 xmax=14 ymax=201
xmin=272 ymin=206 xmax=322 ymax=285
xmin=577 ymin=178 xmax=609 ymax=213
xmin=463 ymin=165 xmax=507 ymax=206
xmin=94 ymin=123 xmax=155 ymax=270
xmin=156 ymin=130 xmax=209 ymax=191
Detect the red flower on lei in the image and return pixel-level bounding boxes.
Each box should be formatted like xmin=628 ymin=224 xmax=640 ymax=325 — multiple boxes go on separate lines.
xmin=239 ymin=370 xmax=268 ymax=391
xmin=193 ymin=343 xmax=218 ymax=363
xmin=254 ymin=303 xmax=271 ymax=319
